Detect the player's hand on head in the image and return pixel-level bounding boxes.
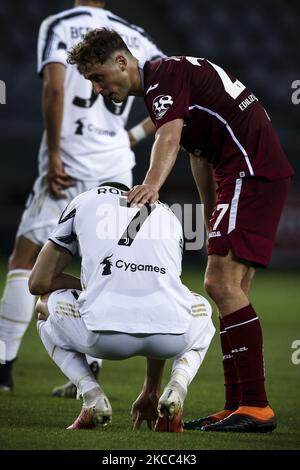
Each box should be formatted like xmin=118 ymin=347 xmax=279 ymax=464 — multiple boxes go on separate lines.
xmin=124 ymin=184 xmax=159 ymax=207
xmin=131 ymin=391 xmax=159 ymax=431
xmin=47 ymin=156 xmax=75 ymax=199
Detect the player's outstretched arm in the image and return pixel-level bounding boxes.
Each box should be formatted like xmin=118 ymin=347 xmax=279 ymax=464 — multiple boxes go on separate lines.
xmin=131 ymin=358 xmax=165 ymax=430
xmin=29 ymin=241 xmax=81 ymax=295
xmin=125 ymin=119 xmax=184 ymax=206
xmin=43 ymin=63 xmax=74 ymax=199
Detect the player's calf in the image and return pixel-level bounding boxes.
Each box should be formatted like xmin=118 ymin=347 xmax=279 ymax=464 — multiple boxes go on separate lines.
xmin=9 ymin=235 xmax=41 ymax=271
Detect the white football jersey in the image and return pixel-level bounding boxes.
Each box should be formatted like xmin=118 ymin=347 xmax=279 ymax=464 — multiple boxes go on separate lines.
xmin=49 ymin=186 xmax=193 ymax=334
xmin=37 ymin=6 xmax=164 ymax=181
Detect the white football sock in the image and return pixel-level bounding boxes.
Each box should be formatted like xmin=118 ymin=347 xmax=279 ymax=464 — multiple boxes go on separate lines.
xmin=85 ymin=355 xmax=103 ymax=368
xmin=170 ymin=349 xmax=206 ymax=393
xmin=0 ymin=270 xmax=35 ymax=361
xmin=37 ymin=321 xmax=98 ymax=396
xmin=83 ymin=386 xmax=103 ymax=407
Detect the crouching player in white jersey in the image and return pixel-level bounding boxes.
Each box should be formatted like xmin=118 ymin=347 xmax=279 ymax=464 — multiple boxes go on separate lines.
xmin=0 ymin=0 xmax=163 ymax=394
xmin=29 ymin=183 xmax=215 ymax=432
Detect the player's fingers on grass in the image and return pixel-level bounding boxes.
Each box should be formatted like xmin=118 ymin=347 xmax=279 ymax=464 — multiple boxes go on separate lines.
xmin=131 ymin=407 xmax=137 ymax=421
xmin=147 ymin=419 xmax=154 ymax=430
xmin=133 ymin=413 xmax=143 ymax=430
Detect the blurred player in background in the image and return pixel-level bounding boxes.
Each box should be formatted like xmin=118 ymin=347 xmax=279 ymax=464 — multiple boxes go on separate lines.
xmin=67 ymin=29 xmax=294 ymax=432
xmin=29 ymin=183 xmax=215 ymax=431
xmin=0 ymin=1 xmax=162 ymax=395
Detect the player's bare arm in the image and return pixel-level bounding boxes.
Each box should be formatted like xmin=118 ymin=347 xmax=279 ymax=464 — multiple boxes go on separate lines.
xmin=128 ymin=116 xmax=156 ymax=147
xmin=190 ymin=154 xmax=217 ymax=233
xmin=43 ymin=63 xmax=74 ymax=199
xmin=131 ymin=358 xmax=165 ymax=430
xmin=126 ymin=119 xmax=184 ymax=205
xmin=29 ymin=241 xmax=81 ymax=295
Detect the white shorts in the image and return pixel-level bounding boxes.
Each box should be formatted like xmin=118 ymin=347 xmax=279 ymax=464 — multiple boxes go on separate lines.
xmin=39 ymin=289 xmax=215 ymax=360
xmin=17 ymin=170 xmax=133 ymax=246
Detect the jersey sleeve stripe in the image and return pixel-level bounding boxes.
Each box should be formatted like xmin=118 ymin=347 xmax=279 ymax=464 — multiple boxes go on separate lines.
xmin=189 ymin=104 xmax=255 ymax=176
xmin=150 ymin=54 xmax=164 ymax=60
xmin=42 ymin=11 xmax=92 ymax=62
xmin=48 ymin=238 xmax=75 ymax=256
xmin=58 ymin=208 xmax=76 ymax=224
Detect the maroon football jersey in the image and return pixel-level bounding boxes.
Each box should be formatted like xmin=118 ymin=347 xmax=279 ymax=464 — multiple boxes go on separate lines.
xmin=143 ymin=57 xmax=294 ymax=184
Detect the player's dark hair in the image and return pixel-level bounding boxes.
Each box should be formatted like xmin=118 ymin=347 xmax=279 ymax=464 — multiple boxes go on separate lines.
xmin=99 ymin=182 xmax=130 ymax=191
xmin=67 ymin=28 xmax=131 ymax=73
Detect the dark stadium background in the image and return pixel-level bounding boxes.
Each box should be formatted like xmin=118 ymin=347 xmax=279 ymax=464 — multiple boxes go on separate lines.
xmin=0 ymin=0 xmax=299 ymax=267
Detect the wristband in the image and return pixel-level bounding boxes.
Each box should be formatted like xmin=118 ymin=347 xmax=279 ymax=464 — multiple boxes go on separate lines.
xmin=130 ymin=123 xmax=147 ymax=143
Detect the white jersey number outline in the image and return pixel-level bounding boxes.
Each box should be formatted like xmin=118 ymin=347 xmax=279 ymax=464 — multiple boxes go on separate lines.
xmin=212 ymin=204 xmax=229 ymax=231
xmin=186 ymin=57 xmax=246 ymax=100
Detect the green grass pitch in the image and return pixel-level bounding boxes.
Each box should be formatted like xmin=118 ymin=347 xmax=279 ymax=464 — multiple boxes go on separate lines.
xmin=0 ymin=262 xmax=299 ymax=450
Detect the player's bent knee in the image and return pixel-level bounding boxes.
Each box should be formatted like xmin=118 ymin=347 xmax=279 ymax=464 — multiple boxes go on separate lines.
xmin=37 ymin=312 xmax=47 ymax=321
xmin=204 ymin=276 xmax=236 ymax=304
xmin=35 ymin=295 xmax=50 ymax=321
xmin=204 ymin=275 xmax=220 ymax=300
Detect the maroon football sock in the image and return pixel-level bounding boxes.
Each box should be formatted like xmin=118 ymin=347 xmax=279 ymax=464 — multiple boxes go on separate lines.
xmin=222 ymin=304 xmax=268 ymax=407
xmin=219 ymin=318 xmax=240 ymax=411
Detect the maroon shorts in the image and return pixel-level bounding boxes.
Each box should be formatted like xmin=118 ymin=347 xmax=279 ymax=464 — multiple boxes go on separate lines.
xmin=207 ymin=177 xmax=291 ymax=267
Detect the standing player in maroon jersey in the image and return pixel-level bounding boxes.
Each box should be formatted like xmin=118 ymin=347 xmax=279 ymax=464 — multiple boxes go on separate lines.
xmin=67 ymin=29 xmax=294 ymax=432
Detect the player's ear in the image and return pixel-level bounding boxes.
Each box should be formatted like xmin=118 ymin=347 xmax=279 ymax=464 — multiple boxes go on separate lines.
xmin=115 ymin=54 xmax=128 ymax=71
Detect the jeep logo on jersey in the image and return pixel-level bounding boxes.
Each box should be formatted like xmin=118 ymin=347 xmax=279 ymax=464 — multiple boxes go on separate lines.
xmin=101 ymin=255 xmax=113 ymax=276
xmin=152 ymin=95 xmax=174 ymax=120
